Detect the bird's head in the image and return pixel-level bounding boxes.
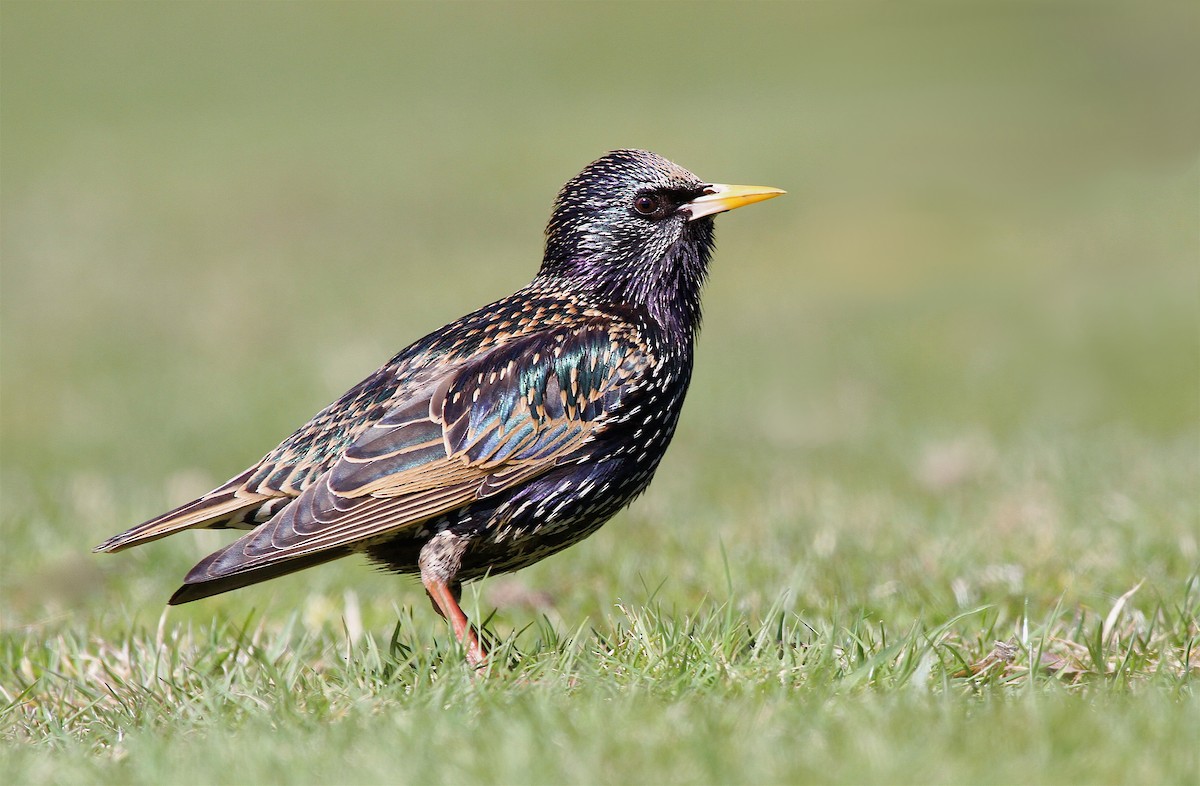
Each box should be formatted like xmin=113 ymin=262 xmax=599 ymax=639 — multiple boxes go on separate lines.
xmin=539 ymin=149 xmax=783 ymax=334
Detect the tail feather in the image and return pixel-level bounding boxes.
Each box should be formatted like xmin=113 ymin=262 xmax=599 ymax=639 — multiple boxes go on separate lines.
xmin=168 ymin=546 xmax=352 ymax=604
xmin=94 ymin=470 xmax=270 ymax=553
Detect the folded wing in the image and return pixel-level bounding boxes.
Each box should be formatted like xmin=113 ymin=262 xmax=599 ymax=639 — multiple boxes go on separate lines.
xmin=170 ymin=322 xmax=649 ymax=602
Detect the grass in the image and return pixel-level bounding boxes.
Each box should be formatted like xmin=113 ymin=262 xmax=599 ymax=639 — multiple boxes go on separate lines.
xmin=2 ymin=2 xmax=1198 ymax=784
xmin=3 ymin=592 xmax=1198 ymax=783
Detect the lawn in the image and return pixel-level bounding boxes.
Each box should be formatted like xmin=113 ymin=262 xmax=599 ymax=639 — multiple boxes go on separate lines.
xmin=2 ymin=3 xmax=1197 ymax=784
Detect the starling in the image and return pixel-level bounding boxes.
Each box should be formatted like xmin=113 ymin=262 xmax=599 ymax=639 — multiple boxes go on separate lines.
xmin=96 ymin=150 xmax=783 ymax=665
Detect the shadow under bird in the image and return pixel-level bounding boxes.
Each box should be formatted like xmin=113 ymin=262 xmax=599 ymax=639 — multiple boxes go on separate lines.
xmin=96 ymin=150 xmax=783 ymax=666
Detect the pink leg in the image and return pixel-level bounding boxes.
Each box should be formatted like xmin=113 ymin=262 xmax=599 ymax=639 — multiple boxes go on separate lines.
xmin=423 ymin=577 xmax=487 ymax=667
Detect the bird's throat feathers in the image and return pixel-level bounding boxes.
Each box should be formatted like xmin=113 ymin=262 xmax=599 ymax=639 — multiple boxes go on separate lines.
xmin=539 ymin=217 xmax=714 ymax=340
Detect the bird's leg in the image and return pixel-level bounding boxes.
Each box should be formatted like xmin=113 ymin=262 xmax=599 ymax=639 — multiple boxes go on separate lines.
xmin=423 ymin=577 xmax=486 ymax=666
xmin=419 ymin=530 xmax=486 ymax=667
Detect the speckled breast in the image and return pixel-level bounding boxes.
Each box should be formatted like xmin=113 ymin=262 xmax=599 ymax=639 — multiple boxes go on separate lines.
xmin=468 ymin=337 xmax=692 ymax=573
xmin=366 ymin=342 xmax=694 ymax=582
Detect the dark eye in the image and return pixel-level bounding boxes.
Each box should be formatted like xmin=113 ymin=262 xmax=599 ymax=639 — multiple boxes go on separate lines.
xmin=632 ymin=194 xmax=661 ymax=217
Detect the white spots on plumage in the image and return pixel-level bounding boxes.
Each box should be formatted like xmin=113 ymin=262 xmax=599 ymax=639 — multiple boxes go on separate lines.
xmin=549 ymin=495 xmax=575 ymax=519
xmin=353 ymin=283 xmax=696 ymax=583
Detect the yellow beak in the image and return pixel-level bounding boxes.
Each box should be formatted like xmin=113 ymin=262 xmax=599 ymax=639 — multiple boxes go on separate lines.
xmin=685 ymin=183 xmax=786 ymax=221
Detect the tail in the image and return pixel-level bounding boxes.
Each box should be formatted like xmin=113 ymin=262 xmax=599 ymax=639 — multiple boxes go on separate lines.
xmin=168 ymin=546 xmax=352 ymax=604
xmin=93 ymin=469 xmax=270 ymax=553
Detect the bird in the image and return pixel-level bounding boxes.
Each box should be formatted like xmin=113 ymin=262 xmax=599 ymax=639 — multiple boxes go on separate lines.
xmin=95 ymin=150 xmax=783 ymax=665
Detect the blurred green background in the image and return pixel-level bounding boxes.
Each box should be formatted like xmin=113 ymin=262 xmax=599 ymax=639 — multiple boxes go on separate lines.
xmin=2 ymin=2 xmax=1197 ymax=631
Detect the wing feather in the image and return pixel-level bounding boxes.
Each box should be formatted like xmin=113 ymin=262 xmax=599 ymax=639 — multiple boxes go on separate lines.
xmin=93 ymin=468 xmax=271 ymax=552
xmin=175 ymin=323 xmax=651 ymax=592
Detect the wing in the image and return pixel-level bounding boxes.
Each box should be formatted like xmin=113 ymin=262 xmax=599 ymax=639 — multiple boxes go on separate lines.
xmin=92 ymin=361 xmax=407 ymax=553
xmin=169 ymin=322 xmax=651 ymax=602
xmin=92 ymin=467 xmax=274 ymax=552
